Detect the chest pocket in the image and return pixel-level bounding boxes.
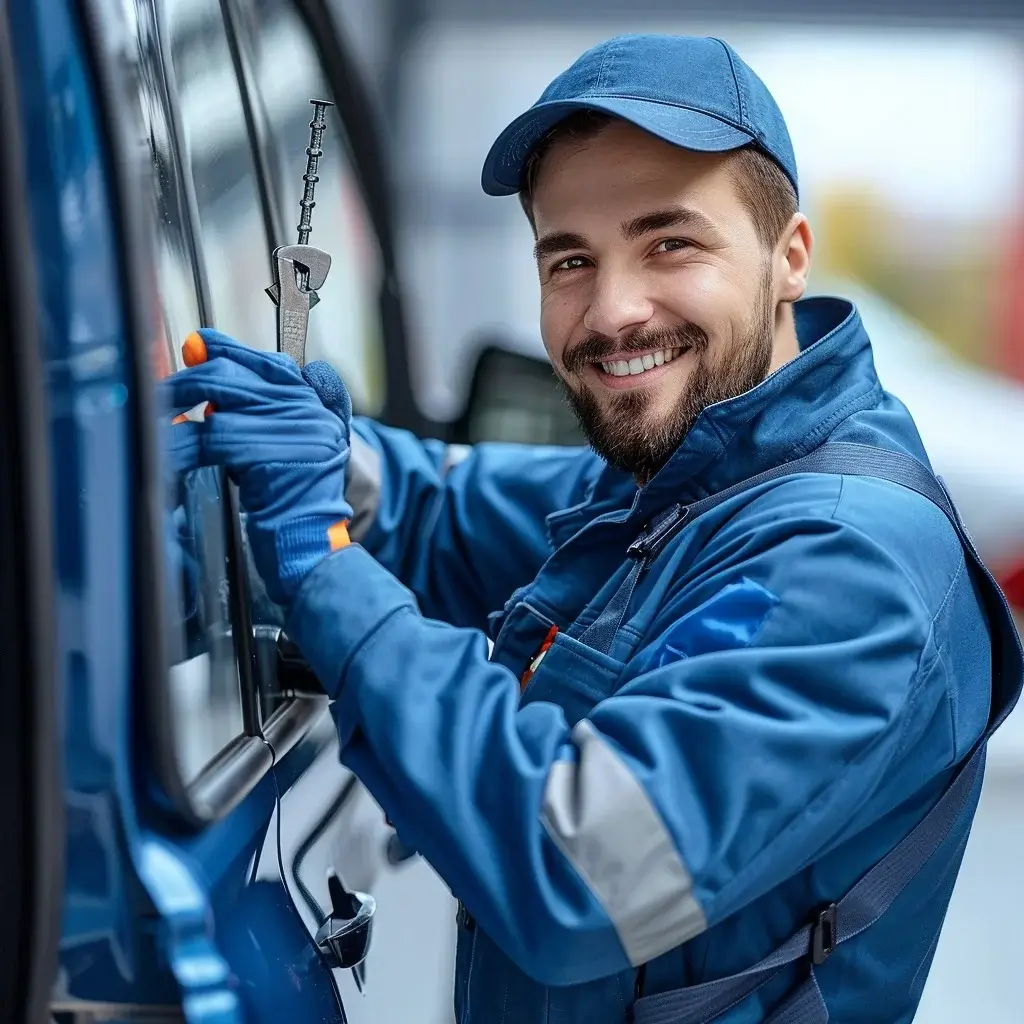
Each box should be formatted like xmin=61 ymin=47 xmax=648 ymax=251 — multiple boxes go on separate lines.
xmin=490 ymin=597 xmax=627 ymax=727
xmin=520 ymin=629 xmax=626 ymax=727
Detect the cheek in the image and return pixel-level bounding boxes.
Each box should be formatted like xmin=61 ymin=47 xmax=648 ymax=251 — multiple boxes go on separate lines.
xmin=659 ymin=265 xmax=748 ymax=335
xmin=540 ymin=290 xmax=582 ymax=367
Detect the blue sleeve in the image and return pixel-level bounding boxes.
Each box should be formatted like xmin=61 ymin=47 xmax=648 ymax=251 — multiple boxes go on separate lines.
xmin=285 ymin=502 xmax=962 ymax=987
xmin=346 ymin=418 xmax=596 ymax=629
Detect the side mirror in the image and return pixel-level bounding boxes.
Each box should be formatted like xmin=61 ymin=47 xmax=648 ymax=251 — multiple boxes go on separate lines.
xmin=457 ymin=345 xmax=584 ymax=446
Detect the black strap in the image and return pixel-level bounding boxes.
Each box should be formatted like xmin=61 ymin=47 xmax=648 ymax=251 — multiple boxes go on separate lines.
xmin=620 ymin=442 xmax=1023 ymax=1024
xmin=676 ymin=441 xmax=950 ymax=534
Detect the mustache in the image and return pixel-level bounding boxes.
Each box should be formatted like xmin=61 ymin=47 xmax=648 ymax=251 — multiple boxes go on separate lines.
xmin=561 ymin=322 xmax=709 ymax=375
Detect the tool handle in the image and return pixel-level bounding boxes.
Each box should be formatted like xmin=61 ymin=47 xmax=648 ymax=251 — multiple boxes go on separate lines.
xmin=297 ymin=100 xmax=333 ymax=245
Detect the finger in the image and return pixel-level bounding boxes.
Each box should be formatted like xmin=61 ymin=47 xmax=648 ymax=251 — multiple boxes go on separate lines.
xmin=160 ymin=357 xmax=308 ymax=417
xmin=163 ymin=409 xmax=343 ymax=472
xmin=163 ymin=415 xmax=274 ymax=477
xmin=162 ymin=418 xmax=207 ymax=476
xmin=200 ymin=408 xmax=344 ymax=463
xmin=184 ymin=328 xmax=304 ymax=386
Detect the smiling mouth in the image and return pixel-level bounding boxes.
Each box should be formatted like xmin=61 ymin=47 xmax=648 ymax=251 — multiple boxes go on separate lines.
xmin=596 ymin=346 xmax=685 ymax=378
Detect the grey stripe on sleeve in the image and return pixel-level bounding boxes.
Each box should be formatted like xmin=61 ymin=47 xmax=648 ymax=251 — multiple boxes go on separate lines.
xmin=346 ymin=437 xmax=471 ymax=542
xmin=540 ymin=719 xmax=707 ymax=966
xmin=346 ymin=432 xmax=382 ymax=542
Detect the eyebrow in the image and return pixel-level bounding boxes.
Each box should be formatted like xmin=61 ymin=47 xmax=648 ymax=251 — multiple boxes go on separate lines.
xmin=533 ymin=231 xmax=588 ymax=264
xmin=620 ymin=205 xmax=717 ymax=242
xmin=533 ymin=205 xmax=717 ymax=263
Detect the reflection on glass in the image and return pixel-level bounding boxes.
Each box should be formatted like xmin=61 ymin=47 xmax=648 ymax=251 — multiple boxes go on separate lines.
xmin=133 ymin=0 xmax=245 ymax=784
xmin=246 ymin=0 xmax=387 ymax=415
xmin=165 ymin=0 xmax=277 ymax=350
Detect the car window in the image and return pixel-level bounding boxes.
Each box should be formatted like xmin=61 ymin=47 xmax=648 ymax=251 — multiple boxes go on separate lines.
xmin=240 ymin=0 xmax=387 ymax=416
xmin=130 ymin=0 xmax=247 ymax=786
xmin=163 ymin=0 xmax=278 ymax=351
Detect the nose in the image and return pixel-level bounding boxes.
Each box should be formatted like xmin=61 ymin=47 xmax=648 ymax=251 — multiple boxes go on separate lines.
xmin=582 ymin=266 xmax=655 ymax=338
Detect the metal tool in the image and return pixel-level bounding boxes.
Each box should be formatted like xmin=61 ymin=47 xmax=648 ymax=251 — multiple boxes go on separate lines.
xmin=266 ymin=99 xmax=334 ymax=367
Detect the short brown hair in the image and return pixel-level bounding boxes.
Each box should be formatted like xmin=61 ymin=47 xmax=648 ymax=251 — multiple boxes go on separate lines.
xmin=518 ymin=110 xmax=798 ymax=248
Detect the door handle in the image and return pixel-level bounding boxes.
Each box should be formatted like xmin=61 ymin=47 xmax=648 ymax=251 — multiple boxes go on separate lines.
xmin=315 ymin=871 xmax=376 ymax=973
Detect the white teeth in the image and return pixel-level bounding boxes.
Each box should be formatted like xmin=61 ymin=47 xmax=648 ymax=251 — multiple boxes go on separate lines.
xmin=600 ymin=359 xmax=631 ymax=376
xmin=599 ymin=347 xmax=682 ymax=377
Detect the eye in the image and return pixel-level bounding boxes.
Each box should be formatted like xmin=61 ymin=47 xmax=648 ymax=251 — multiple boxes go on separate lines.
xmin=551 ymin=254 xmax=591 ymax=273
xmin=654 ymin=238 xmax=694 ymax=254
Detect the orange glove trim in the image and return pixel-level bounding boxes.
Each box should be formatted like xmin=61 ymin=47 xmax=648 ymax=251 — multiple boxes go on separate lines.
xmin=328 ymin=520 xmax=351 ymax=552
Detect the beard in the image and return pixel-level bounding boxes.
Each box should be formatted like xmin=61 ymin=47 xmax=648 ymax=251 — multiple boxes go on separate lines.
xmin=555 ymin=269 xmax=776 ymax=483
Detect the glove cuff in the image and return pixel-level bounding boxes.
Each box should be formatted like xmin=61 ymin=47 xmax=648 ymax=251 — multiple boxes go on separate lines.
xmin=250 ymin=515 xmax=345 ymax=605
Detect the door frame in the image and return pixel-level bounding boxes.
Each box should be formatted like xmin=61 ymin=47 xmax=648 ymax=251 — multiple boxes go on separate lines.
xmin=0 ymin=2 xmax=64 ymax=1021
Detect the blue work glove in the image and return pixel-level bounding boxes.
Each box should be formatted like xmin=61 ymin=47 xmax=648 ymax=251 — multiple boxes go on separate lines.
xmin=160 ymin=328 xmax=354 ymax=606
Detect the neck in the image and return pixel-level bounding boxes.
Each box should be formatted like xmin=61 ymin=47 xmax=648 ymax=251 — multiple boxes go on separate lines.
xmin=770 ymin=302 xmax=800 ymax=372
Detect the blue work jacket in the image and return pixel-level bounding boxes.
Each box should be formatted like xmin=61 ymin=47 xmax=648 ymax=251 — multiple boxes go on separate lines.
xmin=286 ymin=297 xmax=1000 ymax=1023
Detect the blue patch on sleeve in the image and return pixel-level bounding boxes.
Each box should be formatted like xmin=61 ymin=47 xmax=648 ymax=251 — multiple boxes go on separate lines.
xmin=654 ymin=577 xmax=780 ymax=668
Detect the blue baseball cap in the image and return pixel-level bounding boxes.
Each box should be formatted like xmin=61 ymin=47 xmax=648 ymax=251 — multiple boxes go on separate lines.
xmin=481 ymin=34 xmax=798 ymax=199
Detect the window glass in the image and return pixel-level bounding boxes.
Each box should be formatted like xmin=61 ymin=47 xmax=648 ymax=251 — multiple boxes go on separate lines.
xmin=130 ymin=0 xmax=245 ymax=784
xmin=164 ymin=0 xmax=278 ymax=351
xmin=243 ymin=0 xmax=387 ymax=416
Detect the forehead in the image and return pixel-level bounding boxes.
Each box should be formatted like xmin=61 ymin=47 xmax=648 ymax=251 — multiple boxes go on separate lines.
xmin=531 ymin=119 xmax=744 ymax=232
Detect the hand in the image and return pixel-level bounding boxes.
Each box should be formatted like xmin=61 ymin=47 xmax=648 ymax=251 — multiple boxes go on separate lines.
xmin=160 ymin=328 xmax=354 ymax=606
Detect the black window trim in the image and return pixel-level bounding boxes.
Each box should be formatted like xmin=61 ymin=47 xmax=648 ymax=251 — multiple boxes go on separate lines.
xmin=0 ymin=2 xmax=64 ymax=1017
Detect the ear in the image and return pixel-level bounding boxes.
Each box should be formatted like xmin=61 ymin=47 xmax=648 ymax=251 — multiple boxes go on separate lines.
xmin=776 ymin=213 xmax=813 ymax=303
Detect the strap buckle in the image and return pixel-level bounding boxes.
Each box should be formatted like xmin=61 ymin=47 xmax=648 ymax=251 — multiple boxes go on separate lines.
xmin=811 ymin=903 xmax=838 ymax=965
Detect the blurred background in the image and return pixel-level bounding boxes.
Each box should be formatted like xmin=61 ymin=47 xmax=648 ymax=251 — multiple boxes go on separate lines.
xmin=315 ymin=1 xmax=1024 ymax=1021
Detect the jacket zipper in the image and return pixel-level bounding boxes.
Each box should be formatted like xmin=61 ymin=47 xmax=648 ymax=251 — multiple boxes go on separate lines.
xmin=627 ymin=503 xmax=688 ymax=563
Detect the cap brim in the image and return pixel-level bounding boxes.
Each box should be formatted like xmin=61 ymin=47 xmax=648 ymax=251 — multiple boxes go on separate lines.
xmin=481 ymin=97 xmax=755 ymax=197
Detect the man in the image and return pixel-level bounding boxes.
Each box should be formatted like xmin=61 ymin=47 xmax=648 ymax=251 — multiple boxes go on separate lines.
xmin=164 ymin=34 xmax=1021 ymax=1024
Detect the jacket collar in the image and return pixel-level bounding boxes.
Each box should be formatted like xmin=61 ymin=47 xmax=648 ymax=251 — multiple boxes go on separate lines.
xmin=547 ymin=296 xmax=883 ymax=545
